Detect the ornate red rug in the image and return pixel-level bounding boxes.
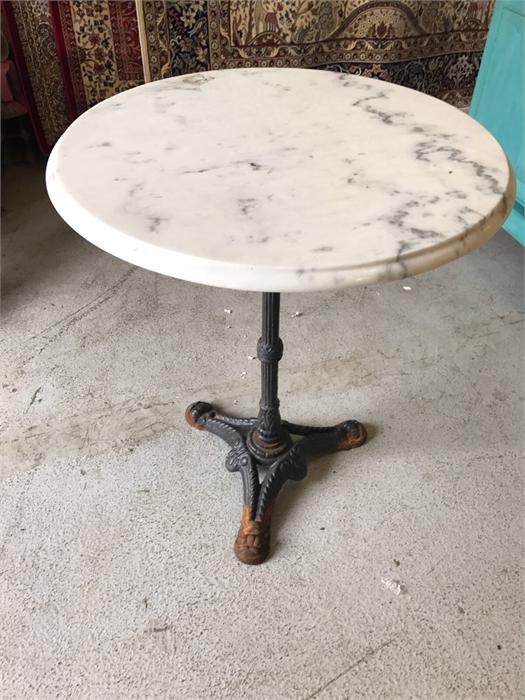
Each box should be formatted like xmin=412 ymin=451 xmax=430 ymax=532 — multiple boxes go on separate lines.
xmin=3 ymin=0 xmax=494 ymax=154
xmin=50 ymin=0 xmax=143 ymax=115
xmin=139 ymin=0 xmax=494 ymax=108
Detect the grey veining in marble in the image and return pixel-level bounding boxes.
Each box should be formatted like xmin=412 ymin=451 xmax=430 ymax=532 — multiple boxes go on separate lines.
xmin=46 ymin=68 xmax=515 ymax=292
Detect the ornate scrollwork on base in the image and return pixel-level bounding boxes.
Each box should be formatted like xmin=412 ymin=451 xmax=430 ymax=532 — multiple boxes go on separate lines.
xmin=186 ymin=400 xmax=367 ymax=564
xmin=185 ymin=293 xmax=367 ymax=564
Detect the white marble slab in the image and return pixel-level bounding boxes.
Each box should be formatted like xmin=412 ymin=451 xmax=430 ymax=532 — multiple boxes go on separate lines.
xmin=46 ymin=68 xmax=515 ymax=292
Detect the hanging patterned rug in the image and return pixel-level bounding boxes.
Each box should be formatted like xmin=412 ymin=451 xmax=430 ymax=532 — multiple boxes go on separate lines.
xmin=139 ymin=0 xmax=494 ymax=108
xmin=2 ymin=0 xmax=494 ymax=153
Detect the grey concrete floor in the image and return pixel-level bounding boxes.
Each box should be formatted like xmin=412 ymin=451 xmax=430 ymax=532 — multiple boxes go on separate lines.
xmin=1 ymin=155 xmax=524 ymax=699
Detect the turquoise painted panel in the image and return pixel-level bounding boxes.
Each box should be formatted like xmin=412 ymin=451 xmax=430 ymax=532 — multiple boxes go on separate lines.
xmin=470 ymin=0 xmax=524 ymax=245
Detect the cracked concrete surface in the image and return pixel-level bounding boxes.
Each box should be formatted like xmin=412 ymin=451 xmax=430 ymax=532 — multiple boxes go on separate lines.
xmin=1 ymin=158 xmax=524 ymax=698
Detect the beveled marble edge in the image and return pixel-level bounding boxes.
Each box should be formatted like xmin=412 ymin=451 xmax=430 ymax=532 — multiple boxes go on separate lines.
xmin=47 ymin=148 xmax=515 ymax=293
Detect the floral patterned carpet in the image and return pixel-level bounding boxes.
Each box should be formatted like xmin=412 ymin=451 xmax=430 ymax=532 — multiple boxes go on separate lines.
xmin=3 ymin=0 xmax=494 ymax=153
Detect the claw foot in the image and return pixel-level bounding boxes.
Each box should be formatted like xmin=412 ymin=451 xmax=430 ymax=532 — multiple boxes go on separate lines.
xmin=336 ymin=420 xmax=367 ymax=451
xmin=234 ymin=505 xmax=271 ymax=565
xmin=185 ymin=401 xmax=214 ymax=430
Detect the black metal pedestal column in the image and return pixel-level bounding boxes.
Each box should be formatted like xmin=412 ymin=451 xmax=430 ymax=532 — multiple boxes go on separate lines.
xmin=246 ymin=293 xmax=291 ymax=462
xmin=185 ymin=292 xmax=367 ymax=565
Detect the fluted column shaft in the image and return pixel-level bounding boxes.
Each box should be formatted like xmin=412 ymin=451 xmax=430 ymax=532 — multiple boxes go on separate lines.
xmin=256 ymin=293 xmax=284 ymax=445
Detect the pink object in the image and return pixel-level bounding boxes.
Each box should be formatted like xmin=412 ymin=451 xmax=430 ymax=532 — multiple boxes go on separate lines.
xmin=1 ymin=58 xmax=28 ymax=119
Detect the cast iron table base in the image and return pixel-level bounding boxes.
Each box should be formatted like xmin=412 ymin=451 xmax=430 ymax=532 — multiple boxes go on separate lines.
xmin=186 ymin=292 xmax=367 ymax=564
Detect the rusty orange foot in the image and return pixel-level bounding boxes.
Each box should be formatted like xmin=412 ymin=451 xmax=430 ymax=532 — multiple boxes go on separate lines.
xmin=234 ymin=505 xmax=272 ymax=565
xmin=185 ymin=401 xmax=214 ymax=430
xmin=336 ymin=420 xmax=367 ymax=451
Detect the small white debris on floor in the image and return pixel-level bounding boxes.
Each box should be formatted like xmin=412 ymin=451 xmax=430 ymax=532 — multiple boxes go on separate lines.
xmin=247 ymin=355 xmax=255 ymax=360
xmin=226 ymin=325 xmax=232 ymax=329
xmin=240 ymin=371 xmax=247 ymax=378
xmin=381 ymin=577 xmax=407 ymax=595
xmin=224 ymin=308 xmax=232 ymax=314
xmin=402 ymin=285 xmax=412 ymax=291
xmin=291 ymin=311 xmax=303 ymax=317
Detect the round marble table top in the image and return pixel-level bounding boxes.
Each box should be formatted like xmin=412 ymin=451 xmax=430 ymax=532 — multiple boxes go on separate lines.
xmin=46 ymin=68 xmax=515 ymax=292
